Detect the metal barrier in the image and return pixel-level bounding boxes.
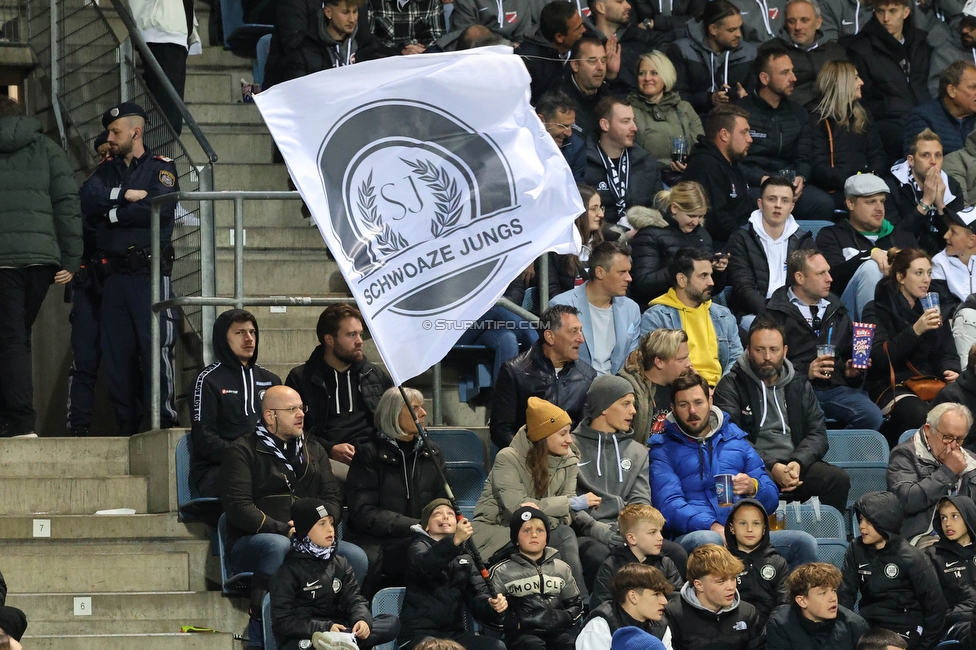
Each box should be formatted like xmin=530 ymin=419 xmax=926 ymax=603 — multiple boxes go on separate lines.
xmin=149 ymin=190 xmax=546 ymax=429
xmin=27 ymin=0 xmax=217 ymax=338
xmin=1 ymin=0 xmax=26 ymax=43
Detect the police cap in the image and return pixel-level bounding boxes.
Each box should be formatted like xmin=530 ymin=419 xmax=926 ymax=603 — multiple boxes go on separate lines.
xmin=101 ymin=102 xmax=147 ymax=128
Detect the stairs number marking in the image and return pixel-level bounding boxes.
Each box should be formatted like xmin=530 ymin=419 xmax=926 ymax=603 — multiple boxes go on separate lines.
xmin=74 ymin=597 xmax=92 ymax=616
xmin=32 ymin=519 xmax=50 ymax=538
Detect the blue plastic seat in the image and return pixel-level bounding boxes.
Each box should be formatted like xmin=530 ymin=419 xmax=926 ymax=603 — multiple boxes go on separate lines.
xmin=446 ymin=345 xmax=494 ymax=403
xmin=796 ymin=219 xmax=834 ymax=239
xmin=175 ymin=433 xmax=221 ymax=523
xmin=446 ymin=461 xmax=487 ymax=514
xmin=262 ymin=593 xmax=276 ymax=650
xmin=217 ymin=513 xmax=254 ymax=596
xmin=815 ymin=539 xmax=848 ymax=568
xmin=783 ymin=502 xmax=846 ymax=540
xmin=371 ymin=587 xmax=406 ymax=650
xmin=428 ymin=428 xmax=486 ymax=466
xmin=835 ymin=461 xmax=889 ymax=509
xmin=823 ymin=429 xmax=889 ymax=464
xmin=898 ymin=428 xmax=917 ymax=445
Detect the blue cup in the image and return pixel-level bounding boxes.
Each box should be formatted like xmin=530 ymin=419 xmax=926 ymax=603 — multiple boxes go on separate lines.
xmin=715 ymin=474 xmax=735 ymax=507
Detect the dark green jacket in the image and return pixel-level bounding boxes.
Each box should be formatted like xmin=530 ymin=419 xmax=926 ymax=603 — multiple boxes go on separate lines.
xmin=0 ymin=116 xmax=82 ymax=271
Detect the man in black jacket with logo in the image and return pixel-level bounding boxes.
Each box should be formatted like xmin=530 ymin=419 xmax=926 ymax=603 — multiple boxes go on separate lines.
xmin=286 ymin=304 xmax=392 ymax=481
xmin=191 ymin=309 xmax=281 ymax=499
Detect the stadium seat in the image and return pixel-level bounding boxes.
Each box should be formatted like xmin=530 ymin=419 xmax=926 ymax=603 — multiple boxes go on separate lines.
xmin=175 ymin=433 xmax=221 ymax=523
xmin=783 ymin=501 xmax=846 ymax=540
xmin=428 ymin=428 xmax=486 ymax=466
xmin=445 ymin=345 xmax=493 ymax=403
xmin=815 ymin=539 xmax=848 ymax=569
xmin=219 ymin=0 xmax=272 ymax=55
xmin=371 ymin=587 xmax=406 ymax=650
xmin=262 ymin=593 xmax=276 ymax=650
xmin=834 ymin=461 xmax=889 ymax=509
xmin=898 ymin=428 xmax=917 ymax=445
xmin=446 ymin=461 xmax=487 ymax=516
xmin=217 ymin=513 xmax=253 ymax=596
xmin=823 ymin=429 xmax=889 ymax=464
xmin=796 ymin=220 xmax=834 ymax=239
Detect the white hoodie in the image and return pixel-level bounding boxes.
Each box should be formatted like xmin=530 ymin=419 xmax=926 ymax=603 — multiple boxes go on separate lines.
xmin=748 ymin=209 xmax=799 ymax=299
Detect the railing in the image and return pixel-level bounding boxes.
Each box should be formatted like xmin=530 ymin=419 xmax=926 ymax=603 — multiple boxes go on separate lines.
xmin=150 ymin=191 xmax=544 ymax=430
xmin=1 ymin=0 xmax=26 ymax=43
xmin=27 ymin=0 xmax=217 ymax=338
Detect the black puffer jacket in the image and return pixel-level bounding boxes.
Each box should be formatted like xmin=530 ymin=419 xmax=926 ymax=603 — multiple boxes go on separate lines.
xmin=344 ymin=432 xmax=449 ymax=545
xmin=399 ymin=526 xmax=501 ymax=644
xmin=815 ymin=219 xmax=919 ymax=295
xmin=584 ymin=139 xmax=663 ymax=226
xmin=219 ymin=427 xmax=341 ymax=553
xmin=665 ymin=581 xmax=763 ymax=650
xmin=932 ymin=370 xmax=976 ymax=453
xmin=590 ymin=544 xmax=683 ymax=610
xmin=734 ymin=91 xmax=814 ymax=185
xmin=680 ymin=136 xmax=753 ymax=247
xmin=489 ymin=547 xmax=583 ymax=636
xmin=285 ymin=345 xmax=392 ymax=453
xmin=765 ymin=602 xmax=870 ymax=650
xmin=845 ymin=14 xmax=931 ymax=160
xmin=627 ymin=205 xmax=724 ymax=309
xmin=270 ymin=546 xmax=372 ymax=646
xmin=490 ymin=341 xmax=597 ymax=448
xmin=725 ymin=499 xmax=789 ymax=627
xmin=805 ymin=115 xmax=888 ymax=193
xmin=584 ymin=599 xmax=669 ymax=642
xmin=925 ymin=495 xmax=976 ymax=630
xmin=726 ymin=219 xmax=815 ymax=319
xmin=862 ymin=281 xmax=960 ymax=401
xmin=761 ymin=35 xmax=849 ymax=108
xmin=191 ymin=310 xmax=282 ymax=497
xmin=839 ymin=492 xmax=947 ymax=650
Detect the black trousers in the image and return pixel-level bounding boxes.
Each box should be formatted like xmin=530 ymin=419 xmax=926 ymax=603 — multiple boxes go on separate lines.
xmin=782 ymin=460 xmax=851 ymax=513
xmin=506 ymin=630 xmax=578 ymax=650
xmin=144 ymin=42 xmax=188 ymax=136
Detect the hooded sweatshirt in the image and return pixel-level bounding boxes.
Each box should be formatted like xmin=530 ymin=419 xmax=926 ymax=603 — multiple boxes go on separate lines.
xmin=748 ymin=210 xmax=799 ymax=299
xmin=572 ymin=419 xmax=652 ymax=524
xmin=925 ymin=495 xmax=976 ymax=628
xmin=724 ymin=498 xmax=789 ymax=626
xmin=648 ymin=289 xmax=721 ymax=385
xmin=731 ymin=351 xmax=795 ymax=464
xmin=839 ymin=492 xmax=947 ymax=650
xmin=190 ymin=310 xmax=281 ymax=496
xmin=664 ymin=580 xmax=762 ymax=650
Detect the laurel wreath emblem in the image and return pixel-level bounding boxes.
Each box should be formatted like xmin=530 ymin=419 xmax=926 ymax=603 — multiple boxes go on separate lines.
xmin=357 ymin=170 xmax=408 ymax=256
xmin=400 ymin=158 xmax=464 ymax=238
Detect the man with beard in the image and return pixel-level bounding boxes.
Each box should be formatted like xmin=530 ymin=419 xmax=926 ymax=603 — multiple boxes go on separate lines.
xmin=713 ymin=316 xmax=851 ymax=512
xmin=640 ymin=248 xmax=742 ymax=388
xmin=562 ymin=37 xmax=618 ymax=141
xmin=736 ymin=47 xmax=834 ymax=222
xmin=681 ymin=104 xmax=754 ymax=248
xmin=588 ymin=0 xmax=665 ymax=92
xmin=929 ymin=12 xmax=976 ymax=99
xmin=286 ymin=304 xmax=392 ymax=480
xmin=647 ymin=370 xmax=817 ymax=564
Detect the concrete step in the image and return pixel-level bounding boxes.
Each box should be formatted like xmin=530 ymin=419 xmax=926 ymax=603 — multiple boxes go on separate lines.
xmin=0 ymin=438 xmax=129 ymax=477
xmin=214 ymin=254 xmax=347 ymax=296
xmin=215 ymin=226 xmax=327 ymax=250
xmin=0 ymin=514 xmax=205 ymax=541
xmin=186 ymin=102 xmax=265 ymax=126
xmin=186 ymin=131 xmax=273 ymax=165
xmin=213 ymin=163 xmax=290 ymax=191
xmin=0 ymin=476 xmax=148 ymax=515
xmin=186 ymin=69 xmax=252 ymax=104
xmin=214 ymin=197 xmax=307 ymax=227
xmin=2 ymin=539 xmax=213 ymax=592
xmin=9 ymin=591 xmax=248 ymax=636
xmin=24 ymin=632 xmax=240 ymax=650
xmin=189 ymin=42 xmax=255 ymax=69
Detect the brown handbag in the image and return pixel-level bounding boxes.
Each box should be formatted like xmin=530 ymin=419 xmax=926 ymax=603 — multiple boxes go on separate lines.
xmin=883 ymin=341 xmax=946 ymax=402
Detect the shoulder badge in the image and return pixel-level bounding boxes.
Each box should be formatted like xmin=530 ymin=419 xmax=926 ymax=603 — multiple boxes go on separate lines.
xmin=620 ymin=458 xmax=632 ymax=471
xmin=159 ymin=170 xmax=176 ymax=188
xmin=760 ymin=564 xmax=776 ymax=581
xmin=155 ymin=155 xmax=174 ymax=163
xmin=300 ymin=640 xmax=312 ymax=649
xmin=332 ymin=578 xmax=342 ymax=593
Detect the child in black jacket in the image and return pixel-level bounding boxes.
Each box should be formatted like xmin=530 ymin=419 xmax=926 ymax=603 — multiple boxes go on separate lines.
xmin=925 ymin=495 xmax=976 ymax=633
xmin=270 ymin=499 xmax=400 ymax=650
xmin=725 ymin=498 xmax=789 ymax=626
xmin=839 ymin=492 xmax=947 ymax=650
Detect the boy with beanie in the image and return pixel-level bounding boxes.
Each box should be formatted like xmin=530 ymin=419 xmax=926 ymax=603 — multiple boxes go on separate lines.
xmin=489 ymin=506 xmax=583 ymax=650
xmin=591 ymin=504 xmax=683 ymax=610
xmin=839 ymin=492 xmax=946 ymax=650
xmin=578 ymin=563 xmax=673 ymax=650
xmin=724 ymin=498 xmax=789 ymax=627
xmin=610 ymin=626 xmax=666 ymax=650
xmin=270 ymin=499 xmax=400 ymax=650
xmin=573 ymin=376 xmax=688 ymax=592
xmin=925 ymin=496 xmax=976 ymax=632
xmin=399 ymin=498 xmax=508 ymax=650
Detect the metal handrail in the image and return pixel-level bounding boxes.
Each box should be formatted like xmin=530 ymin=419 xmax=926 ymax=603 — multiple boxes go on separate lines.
xmin=106 ymin=0 xmax=218 ymax=163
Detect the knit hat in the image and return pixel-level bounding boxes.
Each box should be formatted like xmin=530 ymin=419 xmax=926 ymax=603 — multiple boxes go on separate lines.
xmin=611 ymin=626 xmax=666 ymax=650
xmin=510 ymin=506 xmax=551 ymax=548
xmin=588 ymin=375 xmax=636 ymax=418
xmin=526 ymin=397 xmax=572 ymax=442
xmin=0 ymin=606 xmax=27 ymax=641
xmin=422 ymin=498 xmax=454 ymax=529
xmin=292 ymin=499 xmax=340 ymax=540
xmin=93 ymin=130 xmax=109 ymax=151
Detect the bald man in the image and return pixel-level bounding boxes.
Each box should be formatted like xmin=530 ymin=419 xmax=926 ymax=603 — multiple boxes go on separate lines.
xmin=219 ymin=385 xmax=367 ymax=644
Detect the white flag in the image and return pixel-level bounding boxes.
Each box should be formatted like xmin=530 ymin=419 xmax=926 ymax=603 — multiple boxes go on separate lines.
xmin=254 ymin=47 xmax=583 ymax=384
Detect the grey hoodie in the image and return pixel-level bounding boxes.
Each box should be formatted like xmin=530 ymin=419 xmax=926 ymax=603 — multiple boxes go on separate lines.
xmin=734 ymin=352 xmax=795 ymax=463
xmin=572 ymin=420 xmax=652 ymax=524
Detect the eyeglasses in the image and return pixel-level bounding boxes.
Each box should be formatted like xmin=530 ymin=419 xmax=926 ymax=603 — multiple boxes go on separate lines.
xmin=933 ymin=425 xmax=967 ymax=446
xmin=271 ymin=405 xmax=309 ymax=414
xmin=544 ymin=122 xmax=574 ymax=133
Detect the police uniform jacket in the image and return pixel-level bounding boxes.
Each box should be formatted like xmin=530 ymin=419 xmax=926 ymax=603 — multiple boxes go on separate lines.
xmin=925 ymin=495 xmax=976 ymax=629
xmin=488 ymin=546 xmax=583 ymax=635
xmin=78 ymin=148 xmax=177 ymax=264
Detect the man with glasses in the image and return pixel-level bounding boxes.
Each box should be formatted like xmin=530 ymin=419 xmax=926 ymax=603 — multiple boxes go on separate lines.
xmin=562 ymin=36 xmax=616 ymax=141
xmin=219 ymin=384 xmax=368 ymax=646
xmin=536 ymin=90 xmax=585 ymax=181
xmin=887 ymin=402 xmax=976 ymax=543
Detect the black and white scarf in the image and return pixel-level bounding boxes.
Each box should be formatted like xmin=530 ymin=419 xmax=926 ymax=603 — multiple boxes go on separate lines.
xmin=292 ymin=535 xmax=336 ymax=560
xmin=255 ymin=422 xmax=305 ymax=477
xmin=598 ymin=146 xmax=630 ymax=216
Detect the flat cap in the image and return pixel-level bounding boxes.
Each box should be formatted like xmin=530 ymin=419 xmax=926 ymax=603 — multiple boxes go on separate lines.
xmin=844 ymin=173 xmax=889 ymax=198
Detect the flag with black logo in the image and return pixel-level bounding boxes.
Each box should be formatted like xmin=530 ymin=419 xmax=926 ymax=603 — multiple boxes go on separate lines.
xmin=254 ymin=47 xmax=583 ymax=383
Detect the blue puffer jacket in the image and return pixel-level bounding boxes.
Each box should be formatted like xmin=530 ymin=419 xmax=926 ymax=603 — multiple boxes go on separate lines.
xmin=648 ymin=406 xmax=779 ymax=536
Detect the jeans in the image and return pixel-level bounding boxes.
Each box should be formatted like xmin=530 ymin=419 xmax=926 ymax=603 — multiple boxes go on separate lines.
xmin=676 ymin=529 xmax=817 ymax=568
xmin=815 ymin=385 xmax=884 ymax=431
xmin=840 ymin=260 xmax=883 ymax=321
xmin=457 ymin=306 xmax=539 ymax=382
xmin=231 ymin=533 xmax=369 ymax=586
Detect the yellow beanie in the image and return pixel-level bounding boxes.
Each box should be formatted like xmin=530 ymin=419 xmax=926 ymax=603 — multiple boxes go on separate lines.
xmin=526 ymin=397 xmax=572 ymax=442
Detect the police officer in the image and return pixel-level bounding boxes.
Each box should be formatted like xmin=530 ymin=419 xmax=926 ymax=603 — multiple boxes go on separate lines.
xmin=67 ymin=132 xmax=112 ymax=437
xmin=79 ymin=103 xmax=179 ymax=435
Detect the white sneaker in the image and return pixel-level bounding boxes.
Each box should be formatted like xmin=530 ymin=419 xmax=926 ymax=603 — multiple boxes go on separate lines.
xmin=310 ymin=631 xmax=359 ymax=650
xmin=12 ymin=433 xmax=37 ymax=438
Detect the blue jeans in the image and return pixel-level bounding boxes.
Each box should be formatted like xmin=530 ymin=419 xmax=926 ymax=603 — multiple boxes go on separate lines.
xmin=840 ymin=259 xmax=883 ymax=321
xmin=815 ymin=385 xmax=884 ymax=430
xmin=676 ymin=529 xmax=817 ymax=568
xmin=457 ymin=306 xmax=538 ymax=382
xmin=231 ymin=533 xmax=369 ymax=585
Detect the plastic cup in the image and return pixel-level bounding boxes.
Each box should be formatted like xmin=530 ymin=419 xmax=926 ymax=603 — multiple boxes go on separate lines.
xmin=816 ymin=344 xmax=835 ymax=359
xmin=715 ymin=474 xmax=735 ymax=507
xmin=778 ymin=168 xmax=797 ymax=183
xmin=921 ymin=292 xmax=940 ymax=312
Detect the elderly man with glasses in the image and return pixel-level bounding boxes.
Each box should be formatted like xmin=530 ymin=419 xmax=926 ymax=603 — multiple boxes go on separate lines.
xmin=887 ymin=402 xmax=976 ymax=545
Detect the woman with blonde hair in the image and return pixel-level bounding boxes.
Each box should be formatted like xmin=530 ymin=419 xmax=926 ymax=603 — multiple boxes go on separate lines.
xmin=628 ymin=180 xmax=726 ymax=308
xmin=807 ymin=60 xmax=887 ymax=207
xmin=618 ymin=328 xmax=692 ymax=444
xmin=628 ymin=51 xmax=703 ymax=185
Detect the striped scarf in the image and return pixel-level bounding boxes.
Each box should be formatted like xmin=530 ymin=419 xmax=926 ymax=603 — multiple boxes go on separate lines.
xmin=255 ymin=422 xmax=305 ymax=476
